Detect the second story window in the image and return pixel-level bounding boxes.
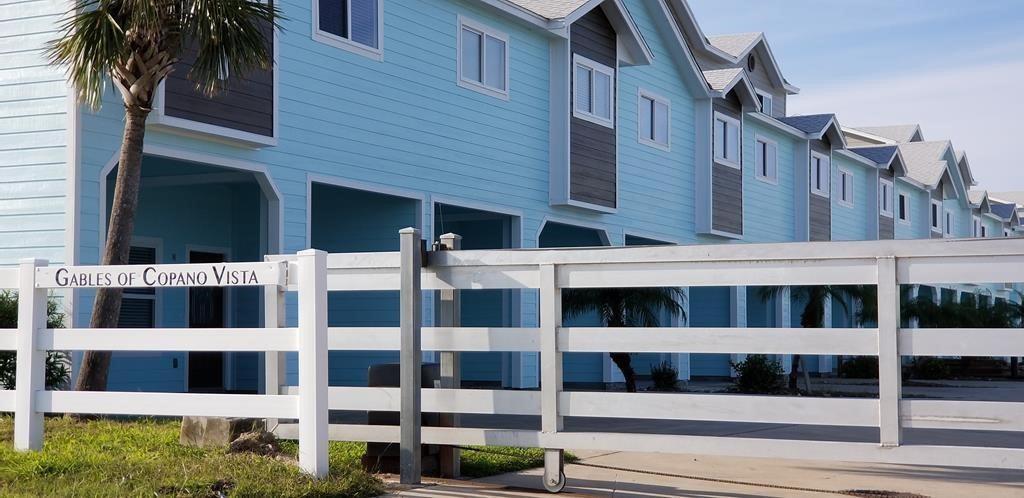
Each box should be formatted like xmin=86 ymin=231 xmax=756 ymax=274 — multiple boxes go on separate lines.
xmin=878 ymin=178 xmax=892 ymax=216
xmin=931 ymin=200 xmax=942 ymax=232
xmin=973 ymin=216 xmax=982 ymax=237
xmin=573 ymin=55 xmax=615 ymax=127
xmin=898 ymin=193 xmax=910 ymax=223
xmin=945 ymin=209 xmax=954 ymax=236
xmin=756 ymin=91 xmax=773 ymax=115
xmin=754 ymin=136 xmax=777 ymax=183
xmin=638 ymin=90 xmax=669 ymax=149
xmin=458 ymin=17 xmax=508 ymax=99
xmin=810 ymin=151 xmax=830 ymax=197
xmin=839 ymin=169 xmax=855 ymax=207
xmin=315 ymin=0 xmax=383 ymax=59
xmin=713 ymin=112 xmax=740 ymax=168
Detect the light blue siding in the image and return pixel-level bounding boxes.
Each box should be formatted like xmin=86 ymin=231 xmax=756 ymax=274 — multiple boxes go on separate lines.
xmin=689 ymin=286 xmax=732 ymax=377
xmin=743 ymin=121 xmax=797 ymax=242
xmin=0 ymin=0 xmax=69 ymax=266
xmin=831 ymin=155 xmax=872 ymax=241
xmin=895 ymin=180 xmax=929 ymax=239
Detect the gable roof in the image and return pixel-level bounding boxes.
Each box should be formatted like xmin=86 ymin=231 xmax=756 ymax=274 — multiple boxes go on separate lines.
xmin=485 ymin=0 xmax=653 ymax=64
xmin=991 ymin=200 xmax=1019 ymax=221
xmin=702 ymin=68 xmax=758 ymax=106
xmin=664 ymin=0 xmax=798 ymax=94
xmin=852 ymin=125 xmax=924 ymax=144
xmin=850 ymin=146 xmax=898 ymax=165
xmin=777 ymin=114 xmax=847 ymax=148
xmin=897 ymin=141 xmax=964 ymax=199
xmin=956 ymin=151 xmax=978 ymax=187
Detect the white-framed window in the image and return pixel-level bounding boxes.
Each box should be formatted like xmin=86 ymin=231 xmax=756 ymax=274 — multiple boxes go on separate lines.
xmin=573 ymin=54 xmax=615 ymax=128
xmin=897 ymin=193 xmax=910 ymax=224
xmin=457 ymin=17 xmax=509 ymax=99
xmin=637 ymin=90 xmax=670 ymax=150
xmin=754 ymin=135 xmax=777 ymax=184
xmin=972 ymin=215 xmax=982 ymax=237
xmin=755 ymin=90 xmax=773 ymax=115
xmin=809 ymin=151 xmax=830 ymax=197
xmin=945 ymin=209 xmax=954 ymax=236
xmin=981 ymin=224 xmax=988 ymax=237
xmin=838 ymin=168 xmax=855 ymax=207
xmin=313 ymin=0 xmax=384 ymax=60
xmin=713 ymin=112 xmax=741 ymax=168
xmin=121 ymin=245 xmax=158 ymax=328
xmin=878 ymin=178 xmax=893 ymax=216
xmin=930 ymin=200 xmax=942 ymax=232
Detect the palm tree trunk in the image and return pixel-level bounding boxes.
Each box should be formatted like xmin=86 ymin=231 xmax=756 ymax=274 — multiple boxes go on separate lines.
xmin=609 ymin=352 xmax=637 ymax=392
xmin=788 ymin=354 xmax=800 ymax=390
xmin=1011 ymin=357 xmax=1019 ymax=379
xmin=74 ymin=106 xmax=150 ymax=392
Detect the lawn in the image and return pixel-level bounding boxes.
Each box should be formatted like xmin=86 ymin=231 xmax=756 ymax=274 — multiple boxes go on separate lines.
xmin=0 ymin=417 xmax=562 ymax=497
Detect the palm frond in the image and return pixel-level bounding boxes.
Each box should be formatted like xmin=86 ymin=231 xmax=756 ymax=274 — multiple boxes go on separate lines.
xmin=46 ymin=0 xmax=128 ymax=109
xmin=562 ymin=287 xmax=686 ymax=327
xmin=183 ymin=0 xmax=280 ymax=96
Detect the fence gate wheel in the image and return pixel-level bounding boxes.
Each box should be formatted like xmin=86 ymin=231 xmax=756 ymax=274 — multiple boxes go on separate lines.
xmin=543 ymin=471 xmax=566 ymax=493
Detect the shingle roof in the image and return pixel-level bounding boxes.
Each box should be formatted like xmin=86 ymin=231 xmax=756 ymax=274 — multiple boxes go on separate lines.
xmin=897 ymin=141 xmax=952 ymax=187
xmin=991 ymin=192 xmax=1024 ymax=206
xmin=702 ymin=68 xmax=743 ymax=92
xmin=778 ymin=114 xmax=835 ymax=135
xmin=500 ymin=0 xmax=590 ymax=19
xmin=968 ymin=190 xmax=988 ymax=206
xmin=849 ymin=146 xmax=897 ymax=166
xmin=706 ymin=32 xmax=762 ymax=58
xmin=853 ymin=125 xmax=922 ymax=144
xmin=991 ymin=200 xmax=1017 ymax=220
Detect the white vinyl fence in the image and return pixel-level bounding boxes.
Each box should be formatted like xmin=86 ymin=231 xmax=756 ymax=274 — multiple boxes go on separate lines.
xmin=3 ymin=233 xmax=1024 ymax=490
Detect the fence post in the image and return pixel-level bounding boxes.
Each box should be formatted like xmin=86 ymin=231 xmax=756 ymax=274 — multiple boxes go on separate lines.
xmin=14 ymin=258 xmax=46 ymax=451
xmin=297 ymin=249 xmax=328 ymax=478
xmin=263 ymin=256 xmax=287 ymax=432
xmin=399 ymin=227 xmax=423 ymax=484
xmin=877 ymin=256 xmax=902 ymax=447
xmin=437 ymin=232 xmax=461 ymax=478
xmin=539 ymin=264 xmax=565 ymax=491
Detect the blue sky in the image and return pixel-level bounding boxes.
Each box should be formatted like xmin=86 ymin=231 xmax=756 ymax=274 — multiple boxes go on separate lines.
xmin=689 ymin=0 xmax=1024 ymax=193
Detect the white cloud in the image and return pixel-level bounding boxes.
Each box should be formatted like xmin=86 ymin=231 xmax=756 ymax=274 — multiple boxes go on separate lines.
xmin=790 ymin=59 xmax=1024 ymax=191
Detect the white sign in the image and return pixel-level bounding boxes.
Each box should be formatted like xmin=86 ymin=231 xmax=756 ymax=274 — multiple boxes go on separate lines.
xmin=36 ymin=262 xmax=285 ymax=289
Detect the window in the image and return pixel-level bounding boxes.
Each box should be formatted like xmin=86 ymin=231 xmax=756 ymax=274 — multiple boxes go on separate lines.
xmin=930 ymin=200 xmax=942 ymax=232
xmin=897 ymin=193 xmax=910 ymax=223
xmin=945 ymin=209 xmax=954 ymax=236
xmin=638 ymin=90 xmax=670 ymax=149
xmin=972 ymin=216 xmax=981 ymax=237
xmin=981 ymin=225 xmax=988 ymax=237
xmin=314 ymin=0 xmax=383 ymax=59
xmin=573 ymin=54 xmax=615 ymax=127
xmin=120 ymin=246 xmax=157 ymax=328
xmin=756 ymin=91 xmax=773 ymax=115
xmin=878 ymin=178 xmax=892 ymax=216
xmin=754 ymin=136 xmax=777 ymax=183
xmin=713 ymin=112 xmax=741 ymax=168
xmin=457 ymin=17 xmax=508 ymax=98
xmin=810 ymin=151 xmax=830 ymax=197
xmin=838 ymin=169 xmax=855 ymax=207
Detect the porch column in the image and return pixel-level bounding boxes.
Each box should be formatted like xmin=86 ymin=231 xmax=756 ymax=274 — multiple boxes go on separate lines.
xmin=777 ymin=287 xmax=793 ymax=374
xmin=819 ymin=297 xmax=833 ymax=374
xmin=437 ymin=233 xmax=461 ymax=478
xmin=729 ymin=286 xmax=747 ymax=376
xmin=673 ymin=288 xmax=691 ymax=381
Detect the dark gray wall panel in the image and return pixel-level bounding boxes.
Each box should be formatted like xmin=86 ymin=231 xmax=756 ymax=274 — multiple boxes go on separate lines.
xmin=164 ymin=21 xmax=274 ymax=137
xmin=569 ymin=8 xmax=617 ymax=209
xmin=808 ymin=139 xmax=831 ymax=241
xmin=930 ymin=183 xmax=944 ymax=238
xmin=694 ymin=46 xmax=786 ymax=118
xmin=712 ymin=164 xmax=742 ymax=235
xmin=879 ymin=167 xmax=895 ymax=239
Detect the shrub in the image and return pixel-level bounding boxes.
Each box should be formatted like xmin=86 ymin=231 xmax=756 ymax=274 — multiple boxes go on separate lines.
xmin=649 ymin=361 xmax=679 ymax=391
xmin=0 ymin=291 xmax=70 ymax=390
xmin=839 ymin=356 xmax=879 ymax=379
xmin=909 ymin=356 xmax=951 ymax=380
xmin=731 ymin=354 xmax=784 ymax=394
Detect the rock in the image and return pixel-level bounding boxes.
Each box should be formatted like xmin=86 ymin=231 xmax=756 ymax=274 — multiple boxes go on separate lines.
xmin=179 ymin=417 xmax=264 ymax=448
xmin=227 ymin=430 xmax=280 ymax=456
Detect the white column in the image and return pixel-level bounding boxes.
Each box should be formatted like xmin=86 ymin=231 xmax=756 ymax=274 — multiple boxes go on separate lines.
xmin=877 ymin=257 xmax=902 ymax=447
xmin=539 ymin=264 xmax=564 ymax=490
xmin=729 ymin=286 xmax=747 ymax=376
xmin=296 ymin=249 xmax=328 ymax=478
xmin=14 ymin=258 xmax=47 ymax=450
xmin=819 ymin=297 xmax=833 ymax=374
xmin=437 ymin=233 xmax=461 ymax=479
xmin=908 ymin=285 xmax=920 ymax=329
xmin=776 ymin=287 xmax=792 ymax=374
xmin=263 ymin=259 xmax=287 ymax=432
xmin=399 ymin=228 xmax=423 ymax=484
xmin=674 ymin=287 xmax=691 ymax=381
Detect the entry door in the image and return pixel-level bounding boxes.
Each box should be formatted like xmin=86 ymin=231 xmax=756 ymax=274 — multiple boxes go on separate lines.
xmin=188 ymin=251 xmax=226 ymax=392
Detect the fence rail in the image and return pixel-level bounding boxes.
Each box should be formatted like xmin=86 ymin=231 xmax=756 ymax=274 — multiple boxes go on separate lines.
xmin=2 ymin=235 xmax=1024 ymax=491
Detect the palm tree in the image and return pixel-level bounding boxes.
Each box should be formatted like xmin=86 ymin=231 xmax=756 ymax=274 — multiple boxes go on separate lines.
xmin=759 ymin=286 xmax=862 ymax=392
xmin=47 ymin=0 xmax=280 ymax=392
xmin=563 ymin=288 xmax=685 ymax=392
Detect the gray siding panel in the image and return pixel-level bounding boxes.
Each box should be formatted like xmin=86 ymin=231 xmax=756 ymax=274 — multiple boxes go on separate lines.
xmin=879 ymin=168 xmax=895 ymax=239
xmin=810 ymin=194 xmax=831 ymax=241
xmin=163 ymin=22 xmax=274 ymax=137
xmin=695 ymin=46 xmax=786 ymax=118
xmin=569 ymin=8 xmax=617 ymax=209
xmin=930 ymin=184 xmax=944 ymax=238
xmin=712 ymin=164 xmax=743 ymax=235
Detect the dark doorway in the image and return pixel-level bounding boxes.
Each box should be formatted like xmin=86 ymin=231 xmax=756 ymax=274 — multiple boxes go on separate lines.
xmin=188 ymin=251 xmax=226 ymax=392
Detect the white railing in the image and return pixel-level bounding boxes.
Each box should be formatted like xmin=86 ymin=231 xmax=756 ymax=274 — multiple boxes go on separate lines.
xmin=262 ymin=234 xmax=1024 ymax=489
xmin=3 ymin=235 xmax=1024 ymax=490
xmin=0 ymin=251 xmax=331 ymax=478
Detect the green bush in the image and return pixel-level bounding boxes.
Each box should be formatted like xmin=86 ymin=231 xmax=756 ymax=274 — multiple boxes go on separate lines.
xmin=0 ymin=291 xmax=70 ymax=390
xmin=839 ymin=356 xmax=879 ymax=379
xmin=731 ymin=354 xmax=784 ymax=394
xmin=649 ymin=361 xmax=679 ymax=391
xmin=909 ymin=357 xmax=951 ymax=380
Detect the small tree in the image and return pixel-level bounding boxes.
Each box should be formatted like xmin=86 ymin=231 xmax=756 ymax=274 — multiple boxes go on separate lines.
xmin=0 ymin=291 xmax=70 ymax=390
xmin=563 ymin=288 xmax=685 ymax=392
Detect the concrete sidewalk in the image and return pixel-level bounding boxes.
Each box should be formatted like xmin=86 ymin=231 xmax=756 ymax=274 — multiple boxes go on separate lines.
xmin=386 ymin=450 xmax=1024 ymax=497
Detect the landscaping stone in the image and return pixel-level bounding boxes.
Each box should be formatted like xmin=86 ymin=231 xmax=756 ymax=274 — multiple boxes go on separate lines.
xmin=227 ymin=430 xmax=280 ymax=456
xmin=179 ymin=417 xmax=264 ymax=447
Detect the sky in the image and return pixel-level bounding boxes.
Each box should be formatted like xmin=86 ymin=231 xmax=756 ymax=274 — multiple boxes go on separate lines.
xmin=688 ymin=0 xmax=1024 ymax=193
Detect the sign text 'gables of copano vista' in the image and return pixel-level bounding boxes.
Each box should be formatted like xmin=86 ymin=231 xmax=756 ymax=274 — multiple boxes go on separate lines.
xmin=35 ymin=262 xmax=286 ymax=289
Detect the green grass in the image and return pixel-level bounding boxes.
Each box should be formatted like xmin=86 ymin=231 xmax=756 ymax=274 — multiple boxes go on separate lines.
xmin=0 ymin=417 xmax=570 ymax=497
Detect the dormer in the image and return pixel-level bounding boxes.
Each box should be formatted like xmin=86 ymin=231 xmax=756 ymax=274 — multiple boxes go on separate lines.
xmin=956 ymin=151 xmax=979 ymax=188
xmin=543 ymin=0 xmax=653 ymax=212
xmin=846 ymin=145 xmax=908 ymax=240
xmin=777 ymin=114 xmax=845 ymax=241
xmin=843 ymin=125 xmax=924 ymax=147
